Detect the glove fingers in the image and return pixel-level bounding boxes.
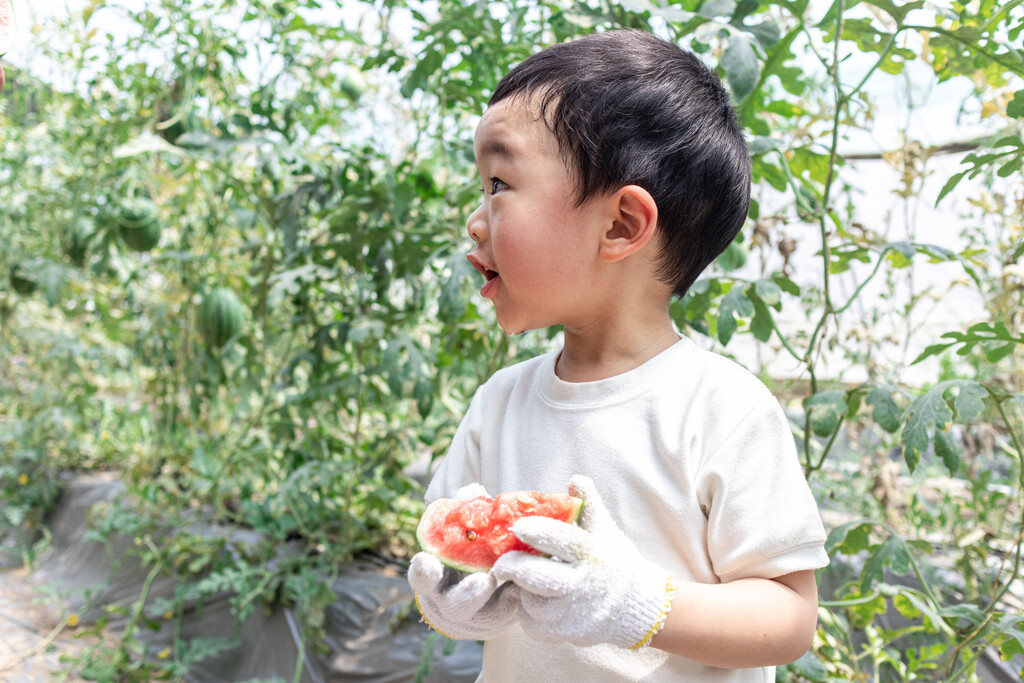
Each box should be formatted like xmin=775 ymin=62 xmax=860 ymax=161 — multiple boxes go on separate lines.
xmin=408 ymin=552 xmax=445 ymax=595
xmin=510 ymin=516 xmax=593 ymax=562
xmin=492 ymin=550 xmax=581 ymax=597
xmin=567 ymin=474 xmax=615 ymax=534
xmin=444 ymin=570 xmax=499 ymax=613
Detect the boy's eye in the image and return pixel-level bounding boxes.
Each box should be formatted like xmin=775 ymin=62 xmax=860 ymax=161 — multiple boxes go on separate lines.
xmin=487 ymin=178 xmax=508 ymax=195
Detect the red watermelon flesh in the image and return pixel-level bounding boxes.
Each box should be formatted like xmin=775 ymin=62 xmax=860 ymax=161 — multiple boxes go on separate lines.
xmin=417 ymin=491 xmax=583 ymax=573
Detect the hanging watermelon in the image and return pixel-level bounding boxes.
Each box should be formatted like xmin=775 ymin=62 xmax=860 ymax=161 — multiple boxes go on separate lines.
xmin=416 ymin=491 xmax=583 ymax=573
xmin=9 ymin=262 xmax=36 ymax=295
xmin=116 ymin=196 xmax=162 ymax=252
xmin=197 ymin=287 xmax=246 ymax=349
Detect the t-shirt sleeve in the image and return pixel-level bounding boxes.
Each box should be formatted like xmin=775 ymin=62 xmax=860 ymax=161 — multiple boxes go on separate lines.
xmin=424 ymin=385 xmax=486 ymax=503
xmin=696 ymin=393 xmax=829 ymax=582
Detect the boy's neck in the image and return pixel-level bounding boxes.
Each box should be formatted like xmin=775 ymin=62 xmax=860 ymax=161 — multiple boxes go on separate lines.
xmin=554 ymin=316 xmax=680 ymax=383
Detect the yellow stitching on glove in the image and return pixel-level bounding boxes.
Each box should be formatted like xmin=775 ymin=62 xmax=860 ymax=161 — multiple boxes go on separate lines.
xmin=414 ymin=593 xmax=456 ymax=640
xmin=628 ymin=574 xmax=677 ymax=650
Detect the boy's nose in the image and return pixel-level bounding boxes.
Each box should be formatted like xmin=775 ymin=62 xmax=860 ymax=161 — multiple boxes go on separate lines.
xmin=466 ymin=204 xmax=487 ymax=243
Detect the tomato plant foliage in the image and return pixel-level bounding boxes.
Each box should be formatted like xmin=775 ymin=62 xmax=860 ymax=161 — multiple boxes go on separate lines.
xmin=1 ymin=0 xmax=1022 ymax=679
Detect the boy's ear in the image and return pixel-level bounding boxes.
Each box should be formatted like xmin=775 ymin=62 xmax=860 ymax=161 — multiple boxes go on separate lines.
xmin=598 ymin=185 xmax=659 ymax=263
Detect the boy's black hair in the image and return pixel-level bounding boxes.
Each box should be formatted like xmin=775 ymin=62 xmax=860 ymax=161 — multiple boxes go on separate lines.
xmin=489 ymin=29 xmax=751 ymax=299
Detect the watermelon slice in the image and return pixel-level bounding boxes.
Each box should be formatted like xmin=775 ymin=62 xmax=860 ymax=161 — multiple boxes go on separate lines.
xmin=417 ymin=490 xmax=583 ymax=573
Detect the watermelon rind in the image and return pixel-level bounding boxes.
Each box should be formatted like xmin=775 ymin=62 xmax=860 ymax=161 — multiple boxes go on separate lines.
xmin=416 ymin=491 xmax=583 ymax=574
xmin=0 ymin=0 xmax=16 ymax=57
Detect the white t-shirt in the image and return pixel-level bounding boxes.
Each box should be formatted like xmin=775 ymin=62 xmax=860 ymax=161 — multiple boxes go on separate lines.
xmin=425 ymin=337 xmax=829 ymax=682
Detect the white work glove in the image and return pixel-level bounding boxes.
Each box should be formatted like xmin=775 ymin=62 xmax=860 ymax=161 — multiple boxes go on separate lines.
xmin=491 ymin=475 xmax=676 ymax=649
xmin=408 ymin=483 xmax=521 ymax=640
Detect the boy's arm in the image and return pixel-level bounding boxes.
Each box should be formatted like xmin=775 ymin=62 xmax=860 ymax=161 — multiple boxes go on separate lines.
xmin=650 ymin=570 xmax=818 ymax=668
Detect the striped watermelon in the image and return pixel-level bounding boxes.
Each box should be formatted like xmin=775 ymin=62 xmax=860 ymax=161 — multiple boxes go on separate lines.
xmin=417 ymin=491 xmax=583 ymax=573
xmin=198 ymin=287 xmax=246 ymax=349
xmin=116 ymin=196 xmax=162 ymax=252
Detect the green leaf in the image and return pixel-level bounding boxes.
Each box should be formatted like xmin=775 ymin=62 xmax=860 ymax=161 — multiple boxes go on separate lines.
xmin=717 ymin=239 xmax=748 ymax=271
xmin=952 ymin=380 xmax=987 ymax=421
xmin=900 ymin=387 xmax=952 ymax=472
xmin=936 ymin=169 xmax=968 ymax=206
xmin=439 ymin=252 xmax=476 ymax=321
xmin=861 ymin=535 xmax=912 ymax=592
xmin=401 ymin=47 xmax=444 ymax=98
xmin=885 ymin=241 xmax=917 ymax=268
xmin=804 ymin=390 xmax=847 ymax=437
xmin=717 ymin=286 xmax=753 ymax=345
xmin=933 ymin=427 xmax=961 ymax=473
xmin=754 ymin=278 xmax=782 ymax=307
xmin=772 ymin=274 xmax=800 ymax=296
xmin=1008 ymin=89 xmax=1024 ymax=119
xmin=826 ymin=521 xmax=873 ymax=555
xmin=998 ymin=155 xmax=1023 ymax=178
xmin=785 ymin=650 xmax=828 ymax=682
xmin=749 ymin=295 xmax=774 ymax=342
xmin=745 ymin=19 xmax=782 ymax=48
xmin=900 ymin=381 xmax=986 ymax=473
xmin=699 ymin=0 xmax=737 ymax=19
xmin=986 ymin=342 xmax=1016 ymax=362
xmin=995 ymin=614 xmax=1024 ymax=664
xmin=413 ymin=375 xmax=434 ymax=418
xmin=866 ymin=385 xmax=903 ymax=433
xmin=721 ymin=33 xmax=760 ymax=102
xmin=862 ymin=1 xmax=926 ymax=24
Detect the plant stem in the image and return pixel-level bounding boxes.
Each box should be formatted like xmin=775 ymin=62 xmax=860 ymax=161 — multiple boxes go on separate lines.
xmin=832 ymin=246 xmax=893 ymax=315
xmin=943 ymin=391 xmax=1024 ymax=676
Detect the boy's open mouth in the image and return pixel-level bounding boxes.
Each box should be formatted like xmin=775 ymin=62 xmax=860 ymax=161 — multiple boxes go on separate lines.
xmin=467 ymin=254 xmax=498 ymax=282
xmin=467 ymin=253 xmax=500 ymax=296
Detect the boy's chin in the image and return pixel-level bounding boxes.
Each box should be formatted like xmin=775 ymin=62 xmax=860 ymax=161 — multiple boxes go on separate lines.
xmin=497 ymin=319 xmax=532 ymax=336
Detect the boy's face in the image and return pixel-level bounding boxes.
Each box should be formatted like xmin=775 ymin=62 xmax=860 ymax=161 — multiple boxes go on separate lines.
xmin=466 ymin=97 xmax=608 ymax=335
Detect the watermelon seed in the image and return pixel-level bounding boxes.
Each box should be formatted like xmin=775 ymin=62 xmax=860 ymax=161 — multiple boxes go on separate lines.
xmin=465 ymin=530 xmax=477 ymax=541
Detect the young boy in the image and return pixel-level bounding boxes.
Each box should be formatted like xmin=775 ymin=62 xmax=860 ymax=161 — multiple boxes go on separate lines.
xmin=409 ymin=29 xmax=829 ymax=682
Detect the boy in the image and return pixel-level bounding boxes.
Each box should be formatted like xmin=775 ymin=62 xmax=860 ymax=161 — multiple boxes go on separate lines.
xmin=409 ymin=29 xmax=828 ymax=682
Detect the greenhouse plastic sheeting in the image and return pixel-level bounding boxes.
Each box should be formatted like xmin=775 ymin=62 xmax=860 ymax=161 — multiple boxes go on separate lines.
xmin=35 ymin=473 xmax=483 ymax=682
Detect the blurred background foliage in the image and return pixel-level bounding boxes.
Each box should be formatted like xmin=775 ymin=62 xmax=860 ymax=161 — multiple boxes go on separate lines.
xmin=0 ymin=0 xmax=1022 ymax=679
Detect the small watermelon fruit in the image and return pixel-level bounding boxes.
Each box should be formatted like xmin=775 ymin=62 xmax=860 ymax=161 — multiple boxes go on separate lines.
xmin=9 ymin=262 xmax=36 ymax=295
xmin=417 ymin=491 xmax=583 ymax=573
xmin=197 ymin=287 xmax=246 ymax=349
xmin=116 ymin=196 xmax=163 ymax=252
